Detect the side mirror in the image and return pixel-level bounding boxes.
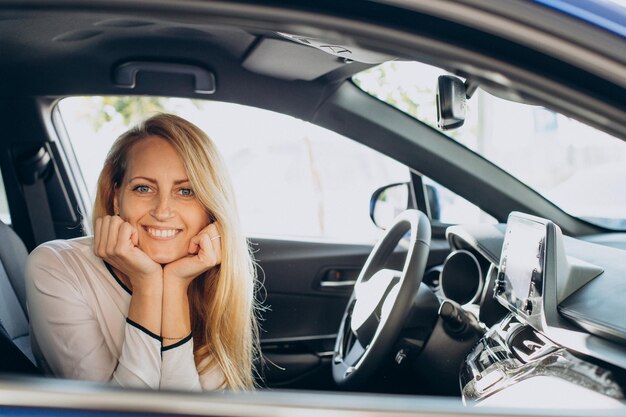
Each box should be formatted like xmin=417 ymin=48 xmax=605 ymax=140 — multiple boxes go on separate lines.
xmin=436 ymin=75 xmax=467 ymax=130
xmin=370 ymin=183 xmax=411 ymax=230
xmin=370 ymin=182 xmax=443 ymax=229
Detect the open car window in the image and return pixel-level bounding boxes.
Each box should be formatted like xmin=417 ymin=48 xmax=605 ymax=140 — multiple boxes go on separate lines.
xmin=423 ymin=176 xmax=497 ymax=225
xmin=56 ymin=97 xmax=410 ymax=243
xmin=353 ymin=61 xmax=626 ymax=231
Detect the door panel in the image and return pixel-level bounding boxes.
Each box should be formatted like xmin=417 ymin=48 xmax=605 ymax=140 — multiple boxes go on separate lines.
xmin=252 ymin=235 xmax=450 ymax=389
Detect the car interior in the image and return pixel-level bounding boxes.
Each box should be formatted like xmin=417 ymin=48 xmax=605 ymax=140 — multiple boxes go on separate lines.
xmin=0 ymin=1 xmax=626 ymax=414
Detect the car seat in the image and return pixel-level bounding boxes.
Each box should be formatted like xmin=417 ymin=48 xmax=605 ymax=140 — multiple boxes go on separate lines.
xmin=0 ymin=221 xmax=40 ymax=374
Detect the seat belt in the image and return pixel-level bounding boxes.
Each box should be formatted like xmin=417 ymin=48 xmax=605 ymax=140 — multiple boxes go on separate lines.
xmin=18 ymin=147 xmax=56 ymax=245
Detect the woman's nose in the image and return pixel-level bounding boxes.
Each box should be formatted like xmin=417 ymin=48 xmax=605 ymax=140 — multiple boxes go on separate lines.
xmin=150 ymin=194 xmax=174 ymax=221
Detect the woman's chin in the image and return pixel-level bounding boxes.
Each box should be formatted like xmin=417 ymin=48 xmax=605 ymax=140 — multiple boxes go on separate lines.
xmin=144 ymin=248 xmax=186 ymax=265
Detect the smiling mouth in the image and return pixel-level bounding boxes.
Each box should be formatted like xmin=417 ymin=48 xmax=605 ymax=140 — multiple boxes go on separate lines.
xmin=143 ymin=226 xmax=182 ymax=239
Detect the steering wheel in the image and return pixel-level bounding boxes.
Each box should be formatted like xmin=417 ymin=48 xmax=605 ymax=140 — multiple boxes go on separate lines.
xmin=332 ymin=209 xmax=431 ymax=388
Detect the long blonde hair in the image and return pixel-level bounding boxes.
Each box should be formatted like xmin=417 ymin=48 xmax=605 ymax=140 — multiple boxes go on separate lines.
xmin=92 ymin=113 xmax=260 ymax=389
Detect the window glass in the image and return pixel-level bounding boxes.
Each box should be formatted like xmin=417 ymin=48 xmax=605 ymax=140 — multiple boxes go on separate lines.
xmin=353 ymin=61 xmax=626 ymax=230
xmin=423 ymin=176 xmax=497 ymax=225
xmin=0 ymin=170 xmax=11 ymax=224
xmin=57 ymin=97 xmax=409 ymax=243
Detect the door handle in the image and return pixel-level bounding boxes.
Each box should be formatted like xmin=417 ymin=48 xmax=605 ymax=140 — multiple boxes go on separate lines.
xmin=320 ymin=280 xmax=356 ymax=288
xmin=318 ymin=268 xmax=359 ymax=289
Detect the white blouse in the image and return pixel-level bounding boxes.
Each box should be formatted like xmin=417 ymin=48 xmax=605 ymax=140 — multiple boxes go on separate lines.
xmin=25 ymin=237 xmax=224 ymax=390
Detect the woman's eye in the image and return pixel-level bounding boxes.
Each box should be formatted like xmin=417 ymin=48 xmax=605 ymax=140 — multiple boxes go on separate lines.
xmin=133 ymin=185 xmax=151 ymax=193
xmin=178 ymin=188 xmax=194 ymax=197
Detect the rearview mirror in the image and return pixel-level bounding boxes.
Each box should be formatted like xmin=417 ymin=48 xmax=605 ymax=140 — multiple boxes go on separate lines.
xmin=436 ymin=75 xmax=467 ymax=130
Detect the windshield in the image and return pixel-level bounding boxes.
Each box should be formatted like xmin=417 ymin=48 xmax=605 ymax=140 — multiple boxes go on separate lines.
xmin=353 ymin=61 xmax=626 ymax=230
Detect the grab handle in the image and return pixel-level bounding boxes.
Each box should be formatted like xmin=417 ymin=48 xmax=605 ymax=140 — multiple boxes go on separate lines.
xmin=114 ymin=61 xmax=216 ymax=94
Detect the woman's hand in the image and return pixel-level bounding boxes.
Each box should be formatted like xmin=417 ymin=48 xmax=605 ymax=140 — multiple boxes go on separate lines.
xmin=94 ymin=215 xmax=163 ymax=291
xmin=163 ymin=223 xmax=222 ymax=286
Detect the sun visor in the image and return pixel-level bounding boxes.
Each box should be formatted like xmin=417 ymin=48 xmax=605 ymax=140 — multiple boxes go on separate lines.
xmin=242 ymin=38 xmax=347 ymax=81
xmin=278 ymin=33 xmax=394 ymax=64
xmin=243 ymin=34 xmax=395 ymax=81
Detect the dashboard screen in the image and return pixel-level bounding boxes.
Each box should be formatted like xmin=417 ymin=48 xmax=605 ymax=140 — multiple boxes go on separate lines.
xmin=497 ymin=214 xmax=546 ymax=318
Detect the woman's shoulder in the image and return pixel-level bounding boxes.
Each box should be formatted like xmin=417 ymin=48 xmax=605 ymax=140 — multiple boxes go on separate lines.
xmin=30 ymin=236 xmax=93 ymax=256
xmin=27 ymin=236 xmax=97 ymax=274
xmin=26 ymin=236 xmax=105 ymax=296
xmin=25 ymin=236 xmax=111 ymax=317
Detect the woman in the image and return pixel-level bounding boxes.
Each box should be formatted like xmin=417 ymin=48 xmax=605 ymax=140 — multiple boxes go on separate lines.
xmin=26 ymin=113 xmax=260 ymax=390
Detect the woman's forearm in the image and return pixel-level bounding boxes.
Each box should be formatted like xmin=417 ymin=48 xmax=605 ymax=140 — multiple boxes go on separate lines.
xmin=160 ymin=274 xmax=202 ymax=390
xmin=127 ymin=279 xmax=164 ymax=337
xmin=161 ymin=275 xmax=192 ymax=347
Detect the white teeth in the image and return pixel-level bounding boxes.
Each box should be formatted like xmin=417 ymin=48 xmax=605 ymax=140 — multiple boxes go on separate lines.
xmin=147 ymin=228 xmax=177 ymax=238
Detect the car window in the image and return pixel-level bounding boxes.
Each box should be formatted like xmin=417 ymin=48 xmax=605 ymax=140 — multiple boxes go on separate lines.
xmin=423 ymin=176 xmax=497 ymax=225
xmin=56 ymin=97 xmax=409 ymax=243
xmin=353 ymin=61 xmax=626 ymax=230
xmin=0 ymin=170 xmax=11 ymax=225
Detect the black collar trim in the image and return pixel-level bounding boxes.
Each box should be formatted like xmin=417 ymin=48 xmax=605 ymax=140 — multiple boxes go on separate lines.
xmin=104 ymin=261 xmax=132 ymax=295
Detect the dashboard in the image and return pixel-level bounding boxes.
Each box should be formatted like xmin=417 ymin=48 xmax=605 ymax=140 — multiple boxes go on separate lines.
xmin=440 ymin=212 xmax=626 ymax=406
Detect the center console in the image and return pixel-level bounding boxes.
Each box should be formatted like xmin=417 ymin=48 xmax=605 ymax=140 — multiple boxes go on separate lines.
xmin=459 ymin=212 xmax=624 ymax=405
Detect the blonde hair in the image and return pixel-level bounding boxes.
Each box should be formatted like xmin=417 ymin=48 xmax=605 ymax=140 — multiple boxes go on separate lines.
xmin=93 ymin=113 xmax=260 ymax=390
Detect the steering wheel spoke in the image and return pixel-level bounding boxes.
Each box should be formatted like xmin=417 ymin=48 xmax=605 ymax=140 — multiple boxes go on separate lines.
xmin=332 ymin=210 xmax=432 ymax=388
xmin=344 ymin=336 xmax=366 ymax=366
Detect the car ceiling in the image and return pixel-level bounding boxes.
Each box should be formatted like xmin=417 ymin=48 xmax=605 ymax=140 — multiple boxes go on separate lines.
xmin=1 ymin=2 xmax=624 ymax=138
xmin=0 ymin=9 xmax=383 ymax=121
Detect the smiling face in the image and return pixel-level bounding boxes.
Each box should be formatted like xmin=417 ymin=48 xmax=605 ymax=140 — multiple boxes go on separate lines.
xmin=114 ymin=135 xmax=210 ymax=264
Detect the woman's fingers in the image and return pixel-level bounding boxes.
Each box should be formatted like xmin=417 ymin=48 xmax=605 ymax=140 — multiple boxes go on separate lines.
xmin=130 ymin=226 xmax=139 ymax=247
xmin=185 ymin=223 xmax=222 ymax=266
xmin=117 ymin=222 xmax=135 ymax=252
xmin=198 ymin=223 xmax=222 ymax=267
xmin=94 ymin=217 xmax=103 ymax=257
xmin=162 ymin=222 xmax=223 ymax=282
xmin=94 ymin=215 xmax=136 ymax=259
xmin=96 ymin=216 xmax=112 ymax=258
xmin=209 ymin=223 xmax=222 ymax=265
xmin=94 ymin=216 xmax=161 ymax=283
xmin=188 ymin=234 xmax=200 ymax=255
xmin=106 ymin=216 xmax=123 ymax=255
xmin=199 ymin=233 xmax=218 ymax=266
